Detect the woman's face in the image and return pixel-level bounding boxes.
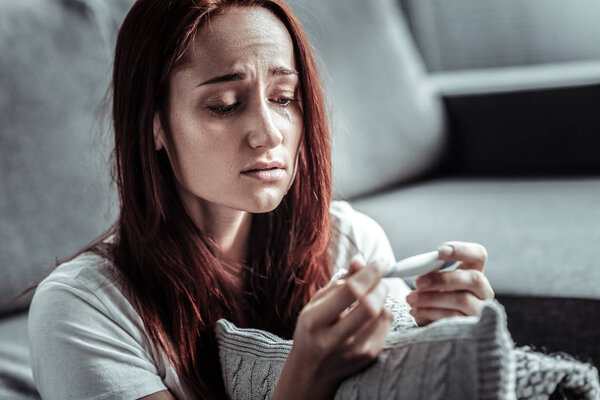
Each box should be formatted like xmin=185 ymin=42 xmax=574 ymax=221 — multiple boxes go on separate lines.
xmin=154 ymin=7 xmax=302 ymax=218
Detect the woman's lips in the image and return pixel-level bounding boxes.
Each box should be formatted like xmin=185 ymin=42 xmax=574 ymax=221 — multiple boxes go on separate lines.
xmin=241 ymin=167 xmax=285 ymax=182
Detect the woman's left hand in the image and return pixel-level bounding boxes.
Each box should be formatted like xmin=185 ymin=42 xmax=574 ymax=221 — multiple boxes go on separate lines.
xmin=406 ymin=241 xmax=495 ymax=326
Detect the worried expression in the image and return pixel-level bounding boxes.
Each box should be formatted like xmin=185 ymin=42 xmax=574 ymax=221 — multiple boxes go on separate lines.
xmin=154 ymin=7 xmax=303 ymax=217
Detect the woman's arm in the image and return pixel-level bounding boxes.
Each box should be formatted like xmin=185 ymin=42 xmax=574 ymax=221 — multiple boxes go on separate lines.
xmin=139 ymin=390 xmax=176 ymax=400
xmin=272 ymin=256 xmax=393 ymax=400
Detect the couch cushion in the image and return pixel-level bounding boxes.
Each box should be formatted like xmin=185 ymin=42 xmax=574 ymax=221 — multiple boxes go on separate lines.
xmin=353 ymin=177 xmax=600 ymax=299
xmin=0 ymin=312 xmax=38 ymax=399
xmin=288 ymin=0 xmax=445 ymax=198
xmin=0 ymin=0 xmax=132 ymax=313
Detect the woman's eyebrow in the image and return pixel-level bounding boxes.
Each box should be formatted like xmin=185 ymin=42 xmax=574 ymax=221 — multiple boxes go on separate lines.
xmin=197 ymin=72 xmax=246 ymax=87
xmin=197 ymin=67 xmax=298 ymax=87
xmin=270 ymin=66 xmax=298 ymax=77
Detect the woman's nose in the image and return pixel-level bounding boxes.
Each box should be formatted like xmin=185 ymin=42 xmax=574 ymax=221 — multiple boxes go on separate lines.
xmin=246 ymin=99 xmax=283 ymax=149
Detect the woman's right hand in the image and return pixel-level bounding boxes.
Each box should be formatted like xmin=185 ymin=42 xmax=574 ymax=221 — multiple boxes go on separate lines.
xmin=272 ymin=256 xmax=393 ymax=400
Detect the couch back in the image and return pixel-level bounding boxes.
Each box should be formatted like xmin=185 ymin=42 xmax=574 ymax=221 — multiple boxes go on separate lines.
xmin=400 ymin=0 xmax=600 ymax=72
xmin=0 ymin=0 xmax=132 ymax=313
xmin=289 ymin=0 xmax=445 ymax=199
xmin=0 ymin=0 xmax=444 ymax=313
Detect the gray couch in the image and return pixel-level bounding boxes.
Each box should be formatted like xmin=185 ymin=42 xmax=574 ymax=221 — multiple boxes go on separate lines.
xmin=1 ymin=0 xmax=599 ymax=398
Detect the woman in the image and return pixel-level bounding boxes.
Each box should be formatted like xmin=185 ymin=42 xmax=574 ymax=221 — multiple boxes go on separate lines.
xmin=28 ymin=0 xmax=494 ymax=399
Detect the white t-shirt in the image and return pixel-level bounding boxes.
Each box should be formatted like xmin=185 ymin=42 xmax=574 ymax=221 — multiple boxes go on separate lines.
xmin=28 ymin=201 xmax=410 ymax=400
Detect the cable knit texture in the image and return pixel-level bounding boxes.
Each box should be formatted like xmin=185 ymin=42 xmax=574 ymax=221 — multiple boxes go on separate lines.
xmin=216 ymin=300 xmax=600 ymax=400
xmin=514 ymin=347 xmax=599 ymax=400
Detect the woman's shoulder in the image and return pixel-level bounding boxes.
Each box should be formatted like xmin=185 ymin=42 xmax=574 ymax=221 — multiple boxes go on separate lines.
xmin=329 ymin=200 xmax=392 ymax=251
xmin=329 ymin=201 xmax=411 ymax=299
xmin=31 ymin=252 xmax=122 ymax=308
xmin=328 ymin=200 xmax=396 ymax=271
xmin=330 ymin=200 xmax=384 ymax=235
xmin=28 ymin=251 xmax=142 ymax=341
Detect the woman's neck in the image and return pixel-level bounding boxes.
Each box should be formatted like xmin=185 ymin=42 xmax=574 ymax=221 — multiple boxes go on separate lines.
xmin=178 ymin=188 xmax=252 ymax=264
xmin=204 ymin=210 xmax=252 ymax=264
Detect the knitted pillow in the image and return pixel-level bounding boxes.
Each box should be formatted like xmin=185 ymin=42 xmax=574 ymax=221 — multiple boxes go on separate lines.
xmin=215 ymin=301 xmax=517 ymax=400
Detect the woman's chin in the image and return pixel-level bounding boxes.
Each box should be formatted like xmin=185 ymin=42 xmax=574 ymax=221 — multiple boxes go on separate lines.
xmin=245 ymin=191 xmax=287 ymax=214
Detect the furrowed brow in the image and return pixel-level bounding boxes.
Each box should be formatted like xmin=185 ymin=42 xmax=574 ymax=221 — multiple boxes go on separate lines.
xmin=197 ymin=67 xmax=297 ymax=87
xmin=197 ymin=72 xmax=246 ymax=87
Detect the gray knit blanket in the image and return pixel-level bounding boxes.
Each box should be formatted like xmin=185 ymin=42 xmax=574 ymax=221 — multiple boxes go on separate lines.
xmin=216 ymin=301 xmax=600 ymax=400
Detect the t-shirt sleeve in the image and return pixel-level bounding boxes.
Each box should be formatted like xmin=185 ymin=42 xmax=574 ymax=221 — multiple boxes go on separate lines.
xmin=330 ymin=201 xmax=411 ymax=299
xmin=28 ymin=278 xmax=168 ymax=400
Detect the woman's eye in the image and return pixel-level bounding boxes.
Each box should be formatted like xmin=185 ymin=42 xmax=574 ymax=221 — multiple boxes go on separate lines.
xmin=271 ymin=97 xmax=298 ymax=107
xmin=206 ymin=102 xmax=240 ymax=115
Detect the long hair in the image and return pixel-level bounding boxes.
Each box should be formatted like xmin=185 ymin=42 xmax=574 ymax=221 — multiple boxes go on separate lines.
xmin=109 ymin=0 xmax=332 ymax=397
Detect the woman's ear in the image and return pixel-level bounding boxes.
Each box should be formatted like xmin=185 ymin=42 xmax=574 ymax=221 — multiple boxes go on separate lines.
xmin=153 ymin=113 xmax=166 ymax=151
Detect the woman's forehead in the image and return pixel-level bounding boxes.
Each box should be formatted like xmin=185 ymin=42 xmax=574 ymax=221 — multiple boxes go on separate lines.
xmin=181 ymin=7 xmax=296 ymax=80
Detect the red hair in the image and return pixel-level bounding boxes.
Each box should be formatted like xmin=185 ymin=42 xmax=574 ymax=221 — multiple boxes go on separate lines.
xmin=109 ymin=0 xmax=332 ymax=397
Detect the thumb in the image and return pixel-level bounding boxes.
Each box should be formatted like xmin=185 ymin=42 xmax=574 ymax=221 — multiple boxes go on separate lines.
xmin=348 ymin=253 xmax=367 ymax=276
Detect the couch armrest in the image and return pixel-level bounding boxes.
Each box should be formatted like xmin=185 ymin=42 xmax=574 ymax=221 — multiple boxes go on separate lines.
xmin=429 ymin=61 xmax=600 ymax=174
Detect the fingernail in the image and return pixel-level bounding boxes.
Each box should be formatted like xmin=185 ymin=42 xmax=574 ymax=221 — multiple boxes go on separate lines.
xmin=438 ymin=244 xmax=454 ymax=258
xmin=417 ymin=276 xmax=431 ymax=288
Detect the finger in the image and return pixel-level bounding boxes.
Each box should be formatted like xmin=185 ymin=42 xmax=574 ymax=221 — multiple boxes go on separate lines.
xmin=312 ymin=278 xmax=346 ymax=302
xmin=343 ymin=308 xmax=393 ymax=366
xmin=406 ymin=290 xmax=484 ymax=316
xmin=414 ymin=269 xmax=494 ymax=300
xmin=333 ymin=281 xmax=388 ymax=340
xmin=316 ymin=255 xmax=368 ymax=302
xmin=414 ymin=318 xmax=431 ymax=326
xmin=411 ymin=312 xmax=432 ymax=326
xmin=410 ymin=306 xmax=465 ymax=323
xmin=310 ymin=260 xmax=387 ymax=326
xmin=438 ymin=242 xmax=487 ymax=271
